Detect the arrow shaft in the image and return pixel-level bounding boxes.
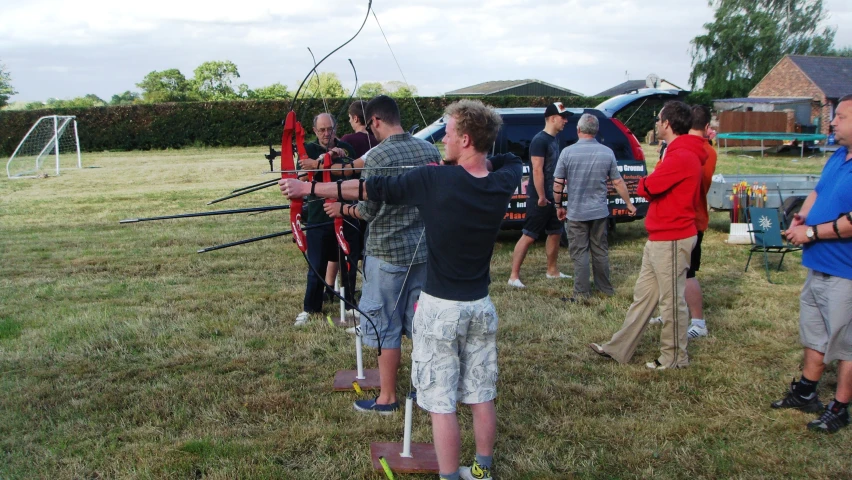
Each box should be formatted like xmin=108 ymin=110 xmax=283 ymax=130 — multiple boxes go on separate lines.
xmin=120 ymin=205 xmax=292 ymax=224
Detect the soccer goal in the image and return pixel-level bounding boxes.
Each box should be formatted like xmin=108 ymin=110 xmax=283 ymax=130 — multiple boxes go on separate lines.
xmin=6 ymin=115 xmax=82 ymax=179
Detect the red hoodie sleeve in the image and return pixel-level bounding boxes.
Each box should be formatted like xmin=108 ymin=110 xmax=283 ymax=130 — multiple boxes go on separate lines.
xmin=637 ymin=156 xmax=691 ymax=201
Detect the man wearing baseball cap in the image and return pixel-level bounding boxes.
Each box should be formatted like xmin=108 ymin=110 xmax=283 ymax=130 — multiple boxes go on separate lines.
xmin=508 ymin=102 xmax=572 ymax=288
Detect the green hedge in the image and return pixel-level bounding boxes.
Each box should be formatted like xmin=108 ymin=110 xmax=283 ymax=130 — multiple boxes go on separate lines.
xmin=0 ymin=95 xmax=681 ymax=156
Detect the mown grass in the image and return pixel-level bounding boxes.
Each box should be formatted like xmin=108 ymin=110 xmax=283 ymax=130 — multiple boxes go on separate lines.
xmin=1 ymin=145 xmax=847 ymax=479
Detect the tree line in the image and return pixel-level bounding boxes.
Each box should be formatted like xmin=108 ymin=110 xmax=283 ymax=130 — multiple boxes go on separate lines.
xmin=0 ymin=59 xmax=418 ymax=110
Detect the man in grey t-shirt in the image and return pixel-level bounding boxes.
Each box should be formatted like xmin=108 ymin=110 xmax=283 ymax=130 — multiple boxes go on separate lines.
xmin=553 ymin=113 xmax=636 ymax=299
xmin=507 ymin=102 xmax=572 ymax=288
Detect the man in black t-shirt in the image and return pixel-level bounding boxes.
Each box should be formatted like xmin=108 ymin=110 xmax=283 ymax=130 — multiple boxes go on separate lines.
xmin=507 ymin=102 xmax=572 ymax=288
xmin=281 ymin=100 xmax=522 ymax=480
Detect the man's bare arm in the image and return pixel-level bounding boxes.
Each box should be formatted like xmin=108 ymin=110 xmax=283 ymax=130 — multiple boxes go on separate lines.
xmin=280 ymin=178 xmax=366 ymax=202
xmin=612 ymin=178 xmax=637 ymax=216
xmin=530 ymin=155 xmax=548 ymax=205
xmin=323 ymin=201 xmax=363 ymax=219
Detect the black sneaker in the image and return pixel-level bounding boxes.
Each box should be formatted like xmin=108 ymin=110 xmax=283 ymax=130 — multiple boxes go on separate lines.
xmin=771 ymin=378 xmax=823 ymax=413
xmin=807 ymin=401 xmax=850 ymax=433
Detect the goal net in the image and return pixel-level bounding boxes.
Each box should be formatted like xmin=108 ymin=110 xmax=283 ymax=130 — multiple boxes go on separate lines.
xmin=6 ymin=115 xmax=82 ymax=179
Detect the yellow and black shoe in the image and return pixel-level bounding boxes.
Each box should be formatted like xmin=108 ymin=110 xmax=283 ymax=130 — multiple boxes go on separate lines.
xmin=460 ymin=460 xmax=492 ymax=480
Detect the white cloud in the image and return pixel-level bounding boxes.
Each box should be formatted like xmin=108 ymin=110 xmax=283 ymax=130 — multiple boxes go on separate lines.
xmin=0 ymin=0 xmax=849 ymax=102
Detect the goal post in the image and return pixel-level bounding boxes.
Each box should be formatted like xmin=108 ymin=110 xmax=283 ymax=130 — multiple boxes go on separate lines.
xmin=6 ymin=115 xmax=82 ymax=179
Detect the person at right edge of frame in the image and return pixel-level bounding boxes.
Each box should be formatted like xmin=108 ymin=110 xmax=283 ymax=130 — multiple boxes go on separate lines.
xmin=589 ymin=101 xmax=706 ymax=370
xmin=771 ymin=93 xmax=852 ymax=433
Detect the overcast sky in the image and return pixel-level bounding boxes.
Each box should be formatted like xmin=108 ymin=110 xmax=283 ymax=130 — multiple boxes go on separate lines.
xmin=2 ymin=0 xmax=851 ymax=103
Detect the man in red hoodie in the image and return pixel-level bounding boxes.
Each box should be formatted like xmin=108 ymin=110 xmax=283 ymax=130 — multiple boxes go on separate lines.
xmin=590 ymin=101 xmax=707 ymax=369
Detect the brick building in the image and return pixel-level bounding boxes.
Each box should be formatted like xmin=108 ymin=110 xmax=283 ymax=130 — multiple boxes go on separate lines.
xmin=748 ymin=55 xmax=852 ymax=134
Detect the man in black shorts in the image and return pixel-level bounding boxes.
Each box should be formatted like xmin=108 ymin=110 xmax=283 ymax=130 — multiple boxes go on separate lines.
xmin=508 ymin=102 xmax=572 ymax=288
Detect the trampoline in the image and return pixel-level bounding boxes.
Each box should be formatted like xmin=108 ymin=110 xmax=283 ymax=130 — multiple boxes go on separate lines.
xmin=716 ymin=132 xmax=827 ymax=158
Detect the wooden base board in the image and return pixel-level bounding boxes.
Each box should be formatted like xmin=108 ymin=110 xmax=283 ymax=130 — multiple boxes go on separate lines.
xmin=329 ymin=315 xmax=357 ymax=328
xmin=370 ymin=442 xmax=439 ymax=474
xmin=333 ymin=368 xmax=380 ymax=391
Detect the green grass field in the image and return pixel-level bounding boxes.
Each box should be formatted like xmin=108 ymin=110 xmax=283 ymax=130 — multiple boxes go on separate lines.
xmin=1 ymin=144 xmax=846 ymax=479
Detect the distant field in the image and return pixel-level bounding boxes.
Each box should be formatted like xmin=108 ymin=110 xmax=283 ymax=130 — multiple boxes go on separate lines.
xmin=2 ymin=145 xmax=846 ymax=479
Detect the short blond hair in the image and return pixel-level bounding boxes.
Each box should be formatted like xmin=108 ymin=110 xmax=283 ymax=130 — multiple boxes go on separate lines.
xmin=443 ymin=100 xmax=502 ymax=153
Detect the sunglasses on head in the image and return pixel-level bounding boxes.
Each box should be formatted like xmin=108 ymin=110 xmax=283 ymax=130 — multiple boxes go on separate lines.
xmin=366 ymin=116 xmax=381 ymax=134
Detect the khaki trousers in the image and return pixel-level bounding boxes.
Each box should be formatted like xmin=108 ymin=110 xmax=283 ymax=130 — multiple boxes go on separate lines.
xmin=601 ymin=236 xmax=696 ymax=367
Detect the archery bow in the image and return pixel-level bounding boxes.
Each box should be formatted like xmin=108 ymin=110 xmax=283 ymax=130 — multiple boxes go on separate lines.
xmin=281 ymin=0 xmax=383 ymax=353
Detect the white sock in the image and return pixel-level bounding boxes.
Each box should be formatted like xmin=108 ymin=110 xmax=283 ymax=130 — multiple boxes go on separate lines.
xmin=691 ymin=318 xmax=706 ymax=329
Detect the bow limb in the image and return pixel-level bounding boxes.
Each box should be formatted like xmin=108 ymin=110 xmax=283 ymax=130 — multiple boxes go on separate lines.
xmin=332 ymin=59 xmax=359 ymax=128
xmin=306 ymin=47 xmax=330 ymax=119
xmin=277 ymin=1 xmax=385 ymax=353
xmin=370 ymin=8 xmax=436 ymax=144
xmin=321 ymin=153 xmax=351 ymax=256
xmin=291 ymin=1 xmax=372 ymax=111
xmin=282 ymin=112 xmax=307 ymax=253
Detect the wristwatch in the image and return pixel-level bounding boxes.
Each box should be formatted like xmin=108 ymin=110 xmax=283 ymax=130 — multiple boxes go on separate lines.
xmin=806 ymin=227 xmax=816 ymax=241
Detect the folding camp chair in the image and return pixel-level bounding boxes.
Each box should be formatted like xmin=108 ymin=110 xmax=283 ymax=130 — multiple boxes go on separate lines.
xmin=745 ymin=207 xmax=803 ymax=283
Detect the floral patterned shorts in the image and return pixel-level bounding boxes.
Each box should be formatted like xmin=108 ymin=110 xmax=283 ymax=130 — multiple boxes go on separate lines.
xmin=411 ymin=292 xmax=498 ymax=414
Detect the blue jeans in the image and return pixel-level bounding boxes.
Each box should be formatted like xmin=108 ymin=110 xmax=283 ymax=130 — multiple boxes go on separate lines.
xmin=359 ymin=256 xmax=426 ymax=349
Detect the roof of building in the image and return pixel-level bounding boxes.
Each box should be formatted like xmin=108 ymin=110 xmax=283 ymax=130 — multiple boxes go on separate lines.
xmin=444 ymin=79 xmax=583 ymax=96
xmin=593 ymin=79 xmax=687 ymax=97
xmin=593 ymin=80 xmax=648 ymax=97
xmin=787 ymin=55 xmax=852 ymax=99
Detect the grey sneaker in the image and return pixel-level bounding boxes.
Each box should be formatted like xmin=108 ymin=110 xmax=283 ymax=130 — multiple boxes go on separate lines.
xmin=648 ymin=316 xmax=663 ymax=325
xmin=294 ymin=311 xmax=310 ymax=327
xmin=771 ymin=378 xmax=823 ymax=413
xmin=460 ymin=459 xmax=492 ymax=480
xmin=807 ymin=401 xmax=850 ymax=433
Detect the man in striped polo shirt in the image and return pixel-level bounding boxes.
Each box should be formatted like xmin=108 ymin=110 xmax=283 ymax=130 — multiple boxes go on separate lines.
xmin=553 ymin=113 xmax=636 ymax=301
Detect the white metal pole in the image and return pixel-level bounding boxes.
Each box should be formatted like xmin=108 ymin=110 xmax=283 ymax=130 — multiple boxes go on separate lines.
xmin=400 ymin=396 xmax=414 ymax=458
xmin=355 ymin=329 xmax=365 ymax=380
xmin=7 ymin=117 xmax=42 ymax=178
xmin=54 ymin=115 xmax=60 ymax=175
xmin=73 ymin=119 xmax=82 ymax=168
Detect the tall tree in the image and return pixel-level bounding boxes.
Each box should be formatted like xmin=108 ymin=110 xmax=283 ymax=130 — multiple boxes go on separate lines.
xmin=110 ymin=91 xmax=140 ymax=105
xmin=247 ymin=82 xmax=292 ymax=100
xmin=136 ymin=69 xmax=191 ymax=102
xmin=0 ymin=61 xmax=17 ymax=108
xmin=192 ymin=60 xmax=241 ymax=100
xmin=385 ymin=81 xmax=418 ymax=98
xmin=26 ymin=95 xmax=108 ymax=109
xmin=307 ymin=72 xmax=347 ymax=98
xmin=356 ymin=82 xmax=386 ymax=98
xmin=689 ymin=0 xmax=835 ymax=98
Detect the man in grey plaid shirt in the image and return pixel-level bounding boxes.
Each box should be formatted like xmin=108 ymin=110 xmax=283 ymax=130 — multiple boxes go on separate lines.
xmin=325 ymin=95 xmax=441 ymax=414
